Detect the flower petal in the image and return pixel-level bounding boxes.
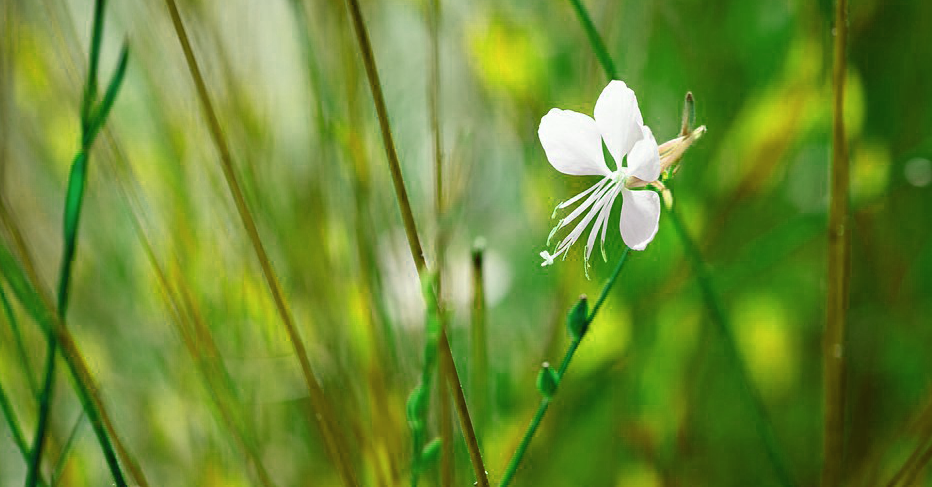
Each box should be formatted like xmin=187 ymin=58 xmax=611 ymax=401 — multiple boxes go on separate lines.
xmin=626 ymin=125 xmax=661 ymax=182
xmin=620 ymin=189 xmax=660 ymax=250
xmin=594 ymin=80 xmax=644 ymax=165
xmin=538 ymin=109 xmax=611 ymax=176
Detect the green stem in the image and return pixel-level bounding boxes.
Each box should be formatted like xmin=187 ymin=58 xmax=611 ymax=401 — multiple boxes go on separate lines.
xmin=667 ymin=205 xmax=796 ymax=487
xmin=566 ymin=0 xmax=617 ymax=80
xmin=499 ymin=248 xmax=630 ymax=487
xmin=823 ymin=0 xmax=850 ymax=485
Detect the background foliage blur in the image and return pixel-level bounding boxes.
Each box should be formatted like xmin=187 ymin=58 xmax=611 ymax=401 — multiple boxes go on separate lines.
xmin=1 ymin=0 xmax=931 ymax=485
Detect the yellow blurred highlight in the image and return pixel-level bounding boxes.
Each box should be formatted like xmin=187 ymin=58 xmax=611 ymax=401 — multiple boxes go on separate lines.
xmin=732 ymin=294 xmax=797 ymax=400
xmin=850 ymin=140 xmax=891 ymax=203
xmin=615 ymin=461 xmax=662 ymax=487
xmin=573 ymin=304 xmax=631 ymax=377
xmin=713 ymin=36 xmax=822 ymax=196
xmin=466 ymin=18 xmax=546 ymax=99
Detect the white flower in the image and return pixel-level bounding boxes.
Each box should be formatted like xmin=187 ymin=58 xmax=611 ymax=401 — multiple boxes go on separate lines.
xmin=538 ymin=80 xmax=662 ymax=271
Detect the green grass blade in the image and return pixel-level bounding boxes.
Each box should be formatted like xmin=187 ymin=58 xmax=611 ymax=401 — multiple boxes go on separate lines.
xmin=84 ymin=43 xmax=129 ymax=146
xmin=1 ymin=279 xmax=39 ymax=394
xmin=51 ymin=413 xmax=85 ymax=486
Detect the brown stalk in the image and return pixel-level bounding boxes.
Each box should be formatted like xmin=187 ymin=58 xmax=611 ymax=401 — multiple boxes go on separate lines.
xmin=822 ymin=0 xmax=851 ymax=485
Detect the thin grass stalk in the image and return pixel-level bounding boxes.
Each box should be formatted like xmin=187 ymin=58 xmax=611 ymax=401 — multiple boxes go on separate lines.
xmin=50 ymin=413 xmax=84 ymax=485
xmin=0 ymin=379 xmax=30 ymax=461
xmin=1 ymin=281 xmax=39 ymax=394
xmin=124 ymin=184 xmax=275 ymax=487
xmin=822 ymin=0 xmax=850 ymax=485
xmin=173 ymin=270 xmax=278 ymax=487
xmin=470 ymin=243 xmax=487 ymax=444
xmin=426 ymin=0 xmax=454 ymax=483
xmin=899 ymin=442 xmax=932 ymax=487
xmin=666 ymin=206 xmax=795 ymax=487
xmin=161 ymin=2 xmax=356 ymax=484
xmin=342 ymin=0 xmax=488 ymax=484
xmin=0 ymin=379 xmax=51 ymax=487
xmin=498 ymin=249 xmax=629 ymax=487
xmin=566 ymin=0 xmax=616 ymax=80
xmin=287 ymin=4 xmax=400 ymax=481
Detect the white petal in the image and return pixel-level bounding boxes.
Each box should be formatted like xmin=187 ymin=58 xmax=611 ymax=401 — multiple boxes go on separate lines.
xmin=620 ymin=189 xmax=661 ymax=251
xmin=594 ymin=80 xmax=644 ymax=165
xmin=538 ymin=109 xmax=612 ymax=176
xmin=626 ymin=125 xmax=661 ymax=182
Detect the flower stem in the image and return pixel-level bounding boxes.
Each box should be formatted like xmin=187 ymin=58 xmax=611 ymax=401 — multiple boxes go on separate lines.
xmin=666 ymin=205 xmax=796 ymax=487
xmin=566 ymin=0 xmax=617 ymax=80
xmin=823 ymin=0 xmax=850 ymax=485
xmin=499 ymin=248 xmax=630 ymax=487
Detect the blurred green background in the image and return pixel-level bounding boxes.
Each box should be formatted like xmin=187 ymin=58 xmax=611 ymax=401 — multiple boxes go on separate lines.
xmin=2 ymin=0 xmax=931 ymax=485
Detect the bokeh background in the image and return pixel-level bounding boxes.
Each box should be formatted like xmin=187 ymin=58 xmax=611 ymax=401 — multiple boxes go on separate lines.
xmin=2 ymin=0 xmax=932 ymax=485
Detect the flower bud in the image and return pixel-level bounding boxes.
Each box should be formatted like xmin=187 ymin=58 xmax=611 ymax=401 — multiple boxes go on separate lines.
xmin=536 ymin=362 xmax=559 ymax=398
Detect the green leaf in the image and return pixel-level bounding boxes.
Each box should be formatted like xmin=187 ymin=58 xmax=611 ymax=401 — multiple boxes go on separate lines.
xmin=566 ymin=295 xmax=589 ymax=341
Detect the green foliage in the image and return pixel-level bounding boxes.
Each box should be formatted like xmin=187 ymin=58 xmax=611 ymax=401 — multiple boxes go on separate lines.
xmin=1 ymin=0 xmax=930 ymax=486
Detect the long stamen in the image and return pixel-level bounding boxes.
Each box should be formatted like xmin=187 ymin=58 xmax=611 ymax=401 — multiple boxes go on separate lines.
xmin=599 ymin=189 xmax=620 ymax=261
xmin=552 ymin=182 xmax=616 ymax=261
xmin=550 ymin=177 xmax=608 ymax=218
xmin=586 ymin=185 xmax=620 ymax=265
xmin=547 ymin=177 xmax=613 ymax=246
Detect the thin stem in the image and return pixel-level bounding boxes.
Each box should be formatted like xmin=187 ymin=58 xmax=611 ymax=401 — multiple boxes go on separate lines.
xmin=499 ymin=248 xmax=630 ymax=487
xmin=471 ymin=244 xmax=488 ymax=444
xmin=566 ymin=0 xmax=617 ymax=80
xmin=343 ymin=0 xmax=488 ymax=485
xmin=1 ymin=281 xmax=38 ymax=394
xmin=426 ymin=0 xmax=453 ymax=482
xmin=161 ymin=2 xmax=356 ymax=485
xmin=822 ymin=0 xmax=850 ymax=485
xmin=0 ymin=379 xmax=50 ymax=487
xmin=667 ymin=205 xmax=796 ymax=487
xmin=50 ymin=413 xmax=84 ymax=485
